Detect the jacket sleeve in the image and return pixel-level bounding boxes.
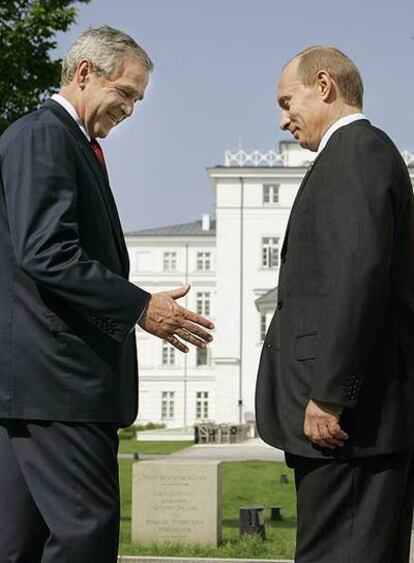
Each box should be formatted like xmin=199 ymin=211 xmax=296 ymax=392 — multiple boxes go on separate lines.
xmin=1 ymin=118 xmax=150 ymax=344
xmin=310 ymin=128 xmax=407 ymax=408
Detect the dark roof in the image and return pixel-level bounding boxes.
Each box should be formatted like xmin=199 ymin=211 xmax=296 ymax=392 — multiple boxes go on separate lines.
xmin=255 ymin=287 xmax=277 ymax=309
xmin=126 ymin=219 xmax=216 ymax=237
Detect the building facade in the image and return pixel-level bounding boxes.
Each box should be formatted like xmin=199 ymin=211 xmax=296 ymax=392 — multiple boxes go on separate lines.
xmin=127 ymin=142 xmax=414 ymax=428
xmin=128 ymin=216 xmax=216 ymax=428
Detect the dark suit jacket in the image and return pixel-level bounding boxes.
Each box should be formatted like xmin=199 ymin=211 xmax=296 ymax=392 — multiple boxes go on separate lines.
xmin=0 ymin=99 xmax=150 ymax=426
xmin=256 ymin=120 xmax=414 ymax=458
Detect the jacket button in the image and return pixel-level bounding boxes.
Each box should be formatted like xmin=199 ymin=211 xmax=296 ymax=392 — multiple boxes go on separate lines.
xmin=266 ymin=343 xmax=272 ymax=349
xmin=277 ymin=301 xmax=284 ymax=310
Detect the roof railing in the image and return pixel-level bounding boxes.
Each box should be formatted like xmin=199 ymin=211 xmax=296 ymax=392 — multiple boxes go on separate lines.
xmin=224 ymin=148 xmax=414 ymax=167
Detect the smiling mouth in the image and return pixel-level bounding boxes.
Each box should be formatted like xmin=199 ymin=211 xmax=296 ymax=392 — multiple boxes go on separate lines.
xmin=108 ymin=113 xmax=121 ymax=125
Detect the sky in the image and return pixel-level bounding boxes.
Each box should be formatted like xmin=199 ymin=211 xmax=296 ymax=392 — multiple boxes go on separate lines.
xmin=54 ymin=0 xmax=414 ymax=231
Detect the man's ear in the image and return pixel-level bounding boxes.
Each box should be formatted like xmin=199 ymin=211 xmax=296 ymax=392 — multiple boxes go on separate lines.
xmin=316 ymin=69 xmax=335 ymax=102
xmin=76 ymin=59 xmax=92 ymax=90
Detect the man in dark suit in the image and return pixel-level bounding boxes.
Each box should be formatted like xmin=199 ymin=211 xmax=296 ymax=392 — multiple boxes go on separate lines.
xmin=256 ymin=46 xmax=414 ymax=562
xmin=0 ymin=26 xmax=213 ymax=562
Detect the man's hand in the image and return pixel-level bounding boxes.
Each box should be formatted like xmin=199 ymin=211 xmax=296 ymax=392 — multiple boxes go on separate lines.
xmin=303 ymin=399 xmax=349 ymax=449
xmin=138 ymin=284 xmax=214 ymax=353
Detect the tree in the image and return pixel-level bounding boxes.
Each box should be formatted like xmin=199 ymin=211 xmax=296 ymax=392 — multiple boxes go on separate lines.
xmin=0 ymin=0 xmax=90 ymax=133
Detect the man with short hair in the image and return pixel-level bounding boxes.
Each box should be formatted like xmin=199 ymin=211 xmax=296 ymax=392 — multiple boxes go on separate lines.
xmin=0 ymin=26 xmax=213 ymax=562
xmin=256 ymin=46 xmax=414 ymax=561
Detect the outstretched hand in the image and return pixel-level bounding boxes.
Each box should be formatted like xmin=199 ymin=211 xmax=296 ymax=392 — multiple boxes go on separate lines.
xmin=303 ymin=399 xmax=348 ymax=449
xmin=138 ymin=284 xmax=214 ymax=353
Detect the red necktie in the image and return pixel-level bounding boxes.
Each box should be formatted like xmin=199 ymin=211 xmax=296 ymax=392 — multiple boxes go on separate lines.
xmin=90 ymin=138 xmax=108 ymax=177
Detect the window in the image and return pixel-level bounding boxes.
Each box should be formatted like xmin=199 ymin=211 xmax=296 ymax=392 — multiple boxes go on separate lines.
xmin=196 ymin=252 xmax=211 ymax=271
xmin=163 ymin=251 xmax=177 ymax=272
xmin=260 ymin=313 xmax=267 ymax=342
xmin=262 ymin=237 xmax=279 ymax=268
xmin=162 ymin=341 xmax=175 ymax=366
xmin=196 ymin=391 xmax=209 ymax=420
xmin=196 ymin=347 xmax=208 ymax=366
xmin=161 ymin=391 xmax=175 ymax=419
xmin=196 ymin=292 xmax=210 ymax=316
xmin=263 ymin=183 xmax=280 ymax=205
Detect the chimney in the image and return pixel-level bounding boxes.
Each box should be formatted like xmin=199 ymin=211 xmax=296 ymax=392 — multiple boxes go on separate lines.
xmin=202 ymin=213 xmax=210 ymax=232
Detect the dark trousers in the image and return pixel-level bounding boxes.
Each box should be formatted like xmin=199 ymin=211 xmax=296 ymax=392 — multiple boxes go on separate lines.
xmin=286 ymin=450 xmax=414 ymax=563
xmin=0 ymin=420 xmax=120 ymax=563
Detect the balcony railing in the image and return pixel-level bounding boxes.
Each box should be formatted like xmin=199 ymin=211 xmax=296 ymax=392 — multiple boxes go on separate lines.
xmin=224 ymin=149 xmax=285 ymax=167
xmin=224 ymin=148 xmax=414 ymax=168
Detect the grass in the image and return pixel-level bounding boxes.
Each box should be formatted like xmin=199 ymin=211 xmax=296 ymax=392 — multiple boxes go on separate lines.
xmin=118 ymin=439 xmax=193 ymax=455
xmin=118 ymin=454 xmax=296 ymax=560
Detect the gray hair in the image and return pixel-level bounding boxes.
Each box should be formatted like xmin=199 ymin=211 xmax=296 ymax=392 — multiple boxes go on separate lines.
xmin=61 ymin=25 xmax=153 ymax=86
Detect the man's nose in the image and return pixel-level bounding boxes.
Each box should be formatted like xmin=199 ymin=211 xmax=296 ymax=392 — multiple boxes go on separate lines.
xmin=123 ymin=101 xmax=134 ymax=118
xmin=279 ymin=111 xmax=290 ymax=131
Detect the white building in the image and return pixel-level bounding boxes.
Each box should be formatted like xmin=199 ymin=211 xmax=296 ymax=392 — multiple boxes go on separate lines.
xmin=127 ymin=142 xmax=414 ymax=428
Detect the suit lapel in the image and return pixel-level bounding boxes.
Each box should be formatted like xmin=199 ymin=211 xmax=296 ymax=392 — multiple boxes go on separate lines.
xmin=79 ymin=143 xmax=130 ymax=275
xmin=42 ymin=100 xmax=129 ymax=276
xmin=281 ymin=152 xmax=322 ymax=261
xmin=280 ymin=120 xmax=371 ymax=262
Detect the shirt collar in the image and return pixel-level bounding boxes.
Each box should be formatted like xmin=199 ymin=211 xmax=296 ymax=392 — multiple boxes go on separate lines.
xmin=317 ymin=112 xmax=367 ymax=155
xmin=51 ymin=93 xmax=91 ymax=141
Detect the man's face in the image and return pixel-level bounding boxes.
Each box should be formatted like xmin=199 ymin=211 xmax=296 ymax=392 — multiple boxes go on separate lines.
xmin=277 ymin=59 xmax=326 ymax=152
xmin=79 ymin=53 xmax=149 ymax=138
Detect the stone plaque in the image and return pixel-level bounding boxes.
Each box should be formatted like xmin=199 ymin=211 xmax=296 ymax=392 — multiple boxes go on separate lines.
xmin=131 ymin=459 xmax=222 ymax=546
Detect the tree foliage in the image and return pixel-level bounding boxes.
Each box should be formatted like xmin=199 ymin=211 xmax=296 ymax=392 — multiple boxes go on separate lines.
xmin=0 ymin=0 xmax=90 ymax=133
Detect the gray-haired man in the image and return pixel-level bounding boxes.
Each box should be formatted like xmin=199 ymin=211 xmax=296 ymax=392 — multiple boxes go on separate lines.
xmin=0 ymin=26 xmax=213 ymax=562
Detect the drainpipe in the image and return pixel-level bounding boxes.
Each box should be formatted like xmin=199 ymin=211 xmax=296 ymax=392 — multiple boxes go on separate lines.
xmin=183 ymin=242 xmax=189 ymax=428
xmin=238 ymin=178 xmax=244 ymax=424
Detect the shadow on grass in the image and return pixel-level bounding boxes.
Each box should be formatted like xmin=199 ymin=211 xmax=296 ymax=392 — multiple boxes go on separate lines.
xmin=267 ymin=517 xmax=297 ymax=529
xmin=223 ymin=517 xmax=297 ymax=529
xmin=222 ymin=518 xmax=241 ymax=528
xmin=119 ymin=532 xmax=295 ymax=559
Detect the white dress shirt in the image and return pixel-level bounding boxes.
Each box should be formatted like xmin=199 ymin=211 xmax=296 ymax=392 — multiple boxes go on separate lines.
xmin=317 ymin=112 xmax=367 ymax=155
xmin=51 ymin=93 xmax=90 ymax=141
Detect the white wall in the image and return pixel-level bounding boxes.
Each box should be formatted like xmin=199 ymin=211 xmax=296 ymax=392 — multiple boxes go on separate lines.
xmin=128 ymin=235 xmax=217 ymax=428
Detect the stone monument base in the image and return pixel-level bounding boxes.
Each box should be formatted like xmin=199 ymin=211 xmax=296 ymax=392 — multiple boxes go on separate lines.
xmin=131 ymin=459 xmax=222 ymax=546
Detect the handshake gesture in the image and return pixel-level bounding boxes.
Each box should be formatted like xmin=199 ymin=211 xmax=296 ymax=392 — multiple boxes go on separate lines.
xmin=138 ymin=283 xmax=214 ymax=352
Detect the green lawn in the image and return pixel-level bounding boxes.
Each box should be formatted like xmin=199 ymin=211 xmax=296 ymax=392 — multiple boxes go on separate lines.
xmin=119 ymin=456 xmax=296 ymax=560
xmin=118 ymin=439 xmax=193 ymax=455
